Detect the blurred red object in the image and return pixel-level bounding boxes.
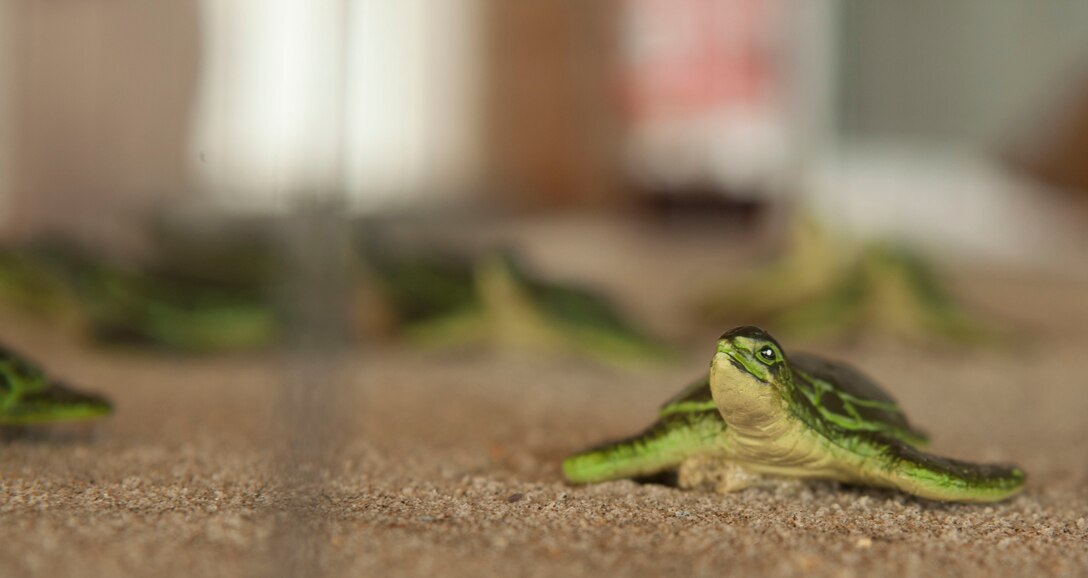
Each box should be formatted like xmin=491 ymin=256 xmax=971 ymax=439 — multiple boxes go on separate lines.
xmin=620 ymin=0 xmax=779 ymax=122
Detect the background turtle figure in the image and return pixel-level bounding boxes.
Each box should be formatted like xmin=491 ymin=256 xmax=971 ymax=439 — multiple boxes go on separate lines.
xmin=695 ymin=216 xmax=999 ymax=343
xmin=0 ymin=226 xmax=672 ymax=364
xmin=0 ymin=239 xmax=279 ymax=353
xmin=371 ymin=248 xmax=675 ymax=365
xmin=564 ymin=326 xmax=1025 ymax=503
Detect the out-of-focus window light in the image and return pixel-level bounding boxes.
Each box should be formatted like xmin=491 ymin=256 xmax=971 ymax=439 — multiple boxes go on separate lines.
xmin=346 ymin=0 xmax=483 ymax=211
xmin=191 ymin=1 xmax=347 ymax=209
xmin=190 ymin=0 xmax=483 ymax=212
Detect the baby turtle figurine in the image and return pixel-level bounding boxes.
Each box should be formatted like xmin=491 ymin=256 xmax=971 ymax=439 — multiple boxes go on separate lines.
xmin=0 ymin=344 xmax=112 ymax=425
xmin=564 ymin=326 xmax=1025 ymax=503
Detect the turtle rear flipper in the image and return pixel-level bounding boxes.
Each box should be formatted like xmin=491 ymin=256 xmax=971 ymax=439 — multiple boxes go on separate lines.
xmin=859 ymin=437 xmax=1025 ymax=503
xmin=563 ymin=409 xmax=727 ymax=484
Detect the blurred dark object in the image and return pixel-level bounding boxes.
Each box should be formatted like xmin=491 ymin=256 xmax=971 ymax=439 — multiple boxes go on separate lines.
xmin=635 ymin=186 xmax=768 ymax=226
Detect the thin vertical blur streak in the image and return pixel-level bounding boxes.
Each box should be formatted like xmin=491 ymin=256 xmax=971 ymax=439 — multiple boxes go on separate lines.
xmin=263 ymin=2 xmax=353 ymax=577
xmin=271 ymin=197 xmax=352 ymax=578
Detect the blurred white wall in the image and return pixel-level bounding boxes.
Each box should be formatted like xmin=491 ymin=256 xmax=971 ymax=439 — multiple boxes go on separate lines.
xmin=191 ymin=0 xmax=484 ymax=212
xmin=190 ymin=1 xmax=347 ymax=210
xmin=345 ymin=0 xmax=483 ymax=211
xmin=808 ymin=144 xmax=1088 ymax=269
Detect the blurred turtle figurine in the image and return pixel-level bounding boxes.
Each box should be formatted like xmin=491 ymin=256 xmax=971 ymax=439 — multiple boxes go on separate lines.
xmin=697 ymin=215 xmax=845 ymax=323
xmin=0 ymin=239 xmax=279 ymax=353
xmin=0 ymin=344 xmax=112 ymax=425
xmin=362 ymin=243 xmax=675 ymax=365
xmin=0 ymin=234 xmax=280 ymax=352
xmin=774 ymin=241 xmax=994 ymax=342
xmin=0 ymin=241 xmax=91 ymax=329
xmin=0 ymin=222 xmax=672 ymax=362
xmin=79 ymin=266 xmax=279 ymax=353
xmin=564 ymin=326 xmax=1024 ymax=503
xmin=696 ymin=216 xmax=999 ymax=343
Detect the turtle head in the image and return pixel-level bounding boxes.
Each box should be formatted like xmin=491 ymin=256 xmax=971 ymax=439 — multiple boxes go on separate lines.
xmin=709 ymin=326 xmax=793 ymax=426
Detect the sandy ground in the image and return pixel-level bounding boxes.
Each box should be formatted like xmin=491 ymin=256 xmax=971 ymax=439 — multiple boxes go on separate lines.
xmin=1 ymin=222 xmax=1087 ymax=578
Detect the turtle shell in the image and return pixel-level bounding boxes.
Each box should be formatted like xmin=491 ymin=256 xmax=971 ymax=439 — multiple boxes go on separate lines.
xmin=787 ymin=352 xmax=929 ymax=446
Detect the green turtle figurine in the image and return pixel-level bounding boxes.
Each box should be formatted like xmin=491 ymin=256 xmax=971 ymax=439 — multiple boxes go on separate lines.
xmin=0 ymin=240 xmax=278 ymax=353
xmin=696 ymin=216 xmax=999 ymax=344
xmin=363 ymin=245 xmax=674 ymax=365
xmin=0 ymin=344 xmax=112 ymax=425
xmin=564 ymin=326 xmax=1025 ymax=503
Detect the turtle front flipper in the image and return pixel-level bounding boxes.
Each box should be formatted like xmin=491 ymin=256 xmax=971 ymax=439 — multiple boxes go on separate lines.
xmin=563 ymin=409 xmax=728 ymax=484
xmin=856 ymin=436 xmax=1025 ymax=503
xmin=2 ymin=381 xmax=112 ymax=425
xmin=0 ymin=352 xmax=112 ymax=425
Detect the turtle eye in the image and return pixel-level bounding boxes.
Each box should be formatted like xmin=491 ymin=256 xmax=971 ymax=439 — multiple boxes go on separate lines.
xmin=758 ymin=346 xmax=777 ymax=363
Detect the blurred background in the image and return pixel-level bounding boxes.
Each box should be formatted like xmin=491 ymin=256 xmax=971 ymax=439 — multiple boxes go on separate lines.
xmin=2 ymin=1 xmax=1088 ymax=575
xmin=1 ymin=0 xmax=1086 ymax=346
xmin=2 ymin=0 xmax=1088 ymax=420
xmin=2 ymin=1 xmax=1087 ymax=253
xmin=2 ymin=0 xmax=1088 ymax=433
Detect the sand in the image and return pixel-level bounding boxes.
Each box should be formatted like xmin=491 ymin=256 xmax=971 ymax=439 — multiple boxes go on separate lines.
xmin=1 ymin=224 xmax=1087 ymax=578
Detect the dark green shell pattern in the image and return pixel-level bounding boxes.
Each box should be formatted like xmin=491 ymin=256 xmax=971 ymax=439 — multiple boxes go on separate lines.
xmin=787 ymin=353 xmax=929 ymax=446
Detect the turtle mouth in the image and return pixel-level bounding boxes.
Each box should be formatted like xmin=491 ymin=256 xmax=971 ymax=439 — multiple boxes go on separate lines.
xmin=721 ymin=349 xmax=768 ymax=383
xmin=721 ymin=350 xmax=751 ymax=373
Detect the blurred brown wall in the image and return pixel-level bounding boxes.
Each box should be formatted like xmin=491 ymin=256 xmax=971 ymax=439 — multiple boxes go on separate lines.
xmin=485 ymin=0 xmax=625 ymax=209
xmin=6 ymin=1 xmax=198 ymax=245
xmin=1014 ymin=77 xmax=1088 ymax=198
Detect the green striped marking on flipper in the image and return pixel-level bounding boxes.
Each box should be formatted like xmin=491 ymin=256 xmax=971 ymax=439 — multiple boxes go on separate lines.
xmin=563 ymin=378 xmax=727 ymax=484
